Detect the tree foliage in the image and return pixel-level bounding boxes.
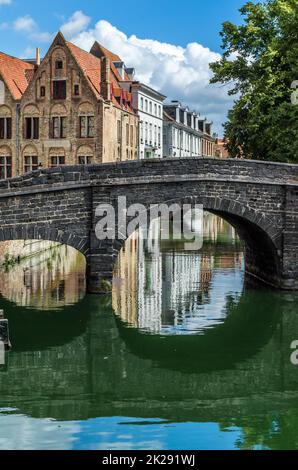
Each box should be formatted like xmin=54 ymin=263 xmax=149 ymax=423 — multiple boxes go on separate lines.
xmin=210 ymin=0 xmax=298 ymax=162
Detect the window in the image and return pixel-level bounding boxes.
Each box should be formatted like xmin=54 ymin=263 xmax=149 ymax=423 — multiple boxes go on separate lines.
xmin=130 ymin=125 xmax=133 ymax=147
xmin=55 ymin=60 xmax=63 ymax=70
xmin=145 ymin=99 xmax=148 ymax=112
xmin=140 ymin=97 xmax=144 ymax=110
xmin=24 ymin=155 xmax=38 ymax=173
xmin=52 ymin=117 xmax=66 ymax=138
xmin=80 ymin=116 xmax=94 ymax=138
xmin=0 ymin=118 xmax=12 ymax=139
xmin=159 ymin=106 xmax=161 ymax=117
xmin=158 ymin=127 xmax=161 ymax=146
xmin=50 ymin=155 xmax=65 ymax=167
xmin=126 ymin=124 xmax=129 ymax=145
xmin=154 ymin=103 xmax=157 ymax=116
xmin=149 ymin=123 xmax=152 ymax=143
xmin=149 ymin=101 xmax=152 ymax=114
xmin=40 ymin=86 xmax=45 ymax=97
xmin=53 ymin=80 xmax=66 ymax=100
xmin=25 ymin=117 xmax=39 ymax=139
xmin=140 ymin=122 xmax=143 ymax=142
xmin=0 ymin=156 xmax=12 ymax=179
xmin=78 ymin=155 xmax=92 ymax=165
xmin=117 ymin=120 xmax=121 ymax=143
xmin=74 ymin=84 xmax=80 ymax=96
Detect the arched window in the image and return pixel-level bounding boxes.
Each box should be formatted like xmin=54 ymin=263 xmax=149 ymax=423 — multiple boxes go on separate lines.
xmin=78 ymin=102 xmax=95 ymax=138
xmin=23 ymin=145 xmax=39 ymax=173
xmin=77 ymin=145 xmax=94 ymax=165
xmin=23 ymin=104 xmax=40 ymax=140
xmin=0 ymin=145 xmax=12 ymax=179
xmin=0 ymin=105 xmax=12 ymax=139
xmin=50 ymin=104 xmax=67 ymax=139
xmin=49 ymin=148 xmax=65 ymax=167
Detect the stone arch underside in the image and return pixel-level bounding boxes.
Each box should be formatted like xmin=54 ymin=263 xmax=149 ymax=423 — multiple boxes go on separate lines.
xmin=99 ymin=194 xmax=282 ymax=291
xmin=0 ymin=225 xmax=89 ymax=257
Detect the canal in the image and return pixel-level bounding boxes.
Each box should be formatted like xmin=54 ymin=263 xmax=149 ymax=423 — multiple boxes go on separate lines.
xmin=0 ymin=213 xmax=297 ymax=450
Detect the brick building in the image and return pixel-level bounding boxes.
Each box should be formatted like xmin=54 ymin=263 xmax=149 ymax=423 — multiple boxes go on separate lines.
xmin=214 ymin=138 xmax=230 ymax=158
xmin=0 ymin=32 xmax=139 ymax=178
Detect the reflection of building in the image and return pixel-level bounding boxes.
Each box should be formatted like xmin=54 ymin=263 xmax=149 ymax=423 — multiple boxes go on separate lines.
xmin=112 ymin=233 xmax=138 ymax=326
xmin=113 ymin=214 xmax=244 ymax=334
xmin=0 ymin=241 xmax=86 ymax=309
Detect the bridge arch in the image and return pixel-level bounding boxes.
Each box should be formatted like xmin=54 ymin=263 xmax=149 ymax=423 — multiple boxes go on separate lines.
xmin=0 ymin=225 xmax=88 ymax=256
xmin=99 ymin=193 xmax=282 ymax=292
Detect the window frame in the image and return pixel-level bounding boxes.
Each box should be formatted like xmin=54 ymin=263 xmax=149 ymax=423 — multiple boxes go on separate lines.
xmin=24 ymin=155 xmax=38 ymax=173
xmin=0 ymin=117 xmax=12 ymax=139
xmin=52 ymin=116 xmax=67 ymax=139
xmin=79 ymin=116 xmax=94 ymax=138
xmin=50 ymin=155 xmax=65 ymax=167
xmin=25 ymin=117 xmax=39 ymax=140
xmin=0 ymin=155 xmax=12 ymax=179
xmin=53 ymin=80 xmax=67 ymax=100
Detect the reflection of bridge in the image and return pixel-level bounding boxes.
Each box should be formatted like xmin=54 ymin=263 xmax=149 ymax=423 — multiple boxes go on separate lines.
xmin=0 ymin=158 xmax=296 ymax=291
xmin=0 ymin=291 xmax=298 ymax=430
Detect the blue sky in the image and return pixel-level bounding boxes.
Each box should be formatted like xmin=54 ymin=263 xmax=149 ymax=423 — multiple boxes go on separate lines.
xmin=0 ymin=0 xmax=245 ymax=56
xmin=0 ymin=0 xmax=248 ymax=134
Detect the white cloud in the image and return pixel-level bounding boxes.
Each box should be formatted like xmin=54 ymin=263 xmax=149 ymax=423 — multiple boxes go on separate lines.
xmin=13 ymin=15 xmax=37 ymax=33
xmin=0 ymin=0 xmax=12 ymax=5
xmin=67 ymin=17 xmax=233 ymax=134
xmin=61 ymin=11 xmax=91 ymax=38
xmin=13 ymin=15 xmax=52 ymax=43
xmin=31 ymin=31 xmax=53 ymax=42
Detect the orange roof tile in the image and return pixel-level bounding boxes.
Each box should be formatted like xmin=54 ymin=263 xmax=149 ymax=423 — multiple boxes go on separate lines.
xmin=66 ymin=41 xmax=102 ymax=98
xmin=0 ymin=52 xmax=35 ymax=100
xmin=91 ymin=41 xmax=131 ymax=82
xmin=66 ymin=40 xmax=135 ymax=113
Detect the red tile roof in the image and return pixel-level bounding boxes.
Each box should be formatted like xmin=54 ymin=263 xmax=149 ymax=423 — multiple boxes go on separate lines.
xmin=66 ymin=40 xmax=134 ymax=113
xmin=90 ymin=42 xmax=128 ymax=82
xmin=66 ymin=41 xmax=102 ymax=98
xmin=0 ymin=52 xmax=35 ymax=100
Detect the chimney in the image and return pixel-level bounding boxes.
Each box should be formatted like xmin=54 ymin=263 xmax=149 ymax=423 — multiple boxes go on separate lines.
xmin=101 ymin=57 xmax=111 ymax=101
xmin=36 ymin=48 xmax=41 ymax=66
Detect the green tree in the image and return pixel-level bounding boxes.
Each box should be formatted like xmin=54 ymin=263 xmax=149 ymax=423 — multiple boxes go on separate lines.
xmin=210 ymin=0 xmax=298 ymax=162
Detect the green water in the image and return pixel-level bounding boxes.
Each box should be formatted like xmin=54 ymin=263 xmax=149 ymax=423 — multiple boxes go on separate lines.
xmin=0 ymin=215 xmax=297 ymax=450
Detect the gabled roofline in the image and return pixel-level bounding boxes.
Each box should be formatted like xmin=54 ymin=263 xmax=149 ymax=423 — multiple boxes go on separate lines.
xmin=21 ymin=31 xmax=103 ymax=104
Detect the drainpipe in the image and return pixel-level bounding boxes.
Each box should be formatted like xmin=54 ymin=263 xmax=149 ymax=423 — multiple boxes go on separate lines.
xmin=16 ymin=104 xmax=21 ymax=176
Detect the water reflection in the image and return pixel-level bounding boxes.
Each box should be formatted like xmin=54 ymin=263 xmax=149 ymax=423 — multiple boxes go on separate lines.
xmin=0 ymin=241 xmax=86 ymax=309
xmin=113 ymin=214 xmax=244 ymax=334
xmin=0 ymin=214 xmax=297 ymax=450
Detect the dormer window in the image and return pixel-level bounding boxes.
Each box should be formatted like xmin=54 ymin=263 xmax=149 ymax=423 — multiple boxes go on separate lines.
xmin=55 ymin=60 xmax=63 ymax=70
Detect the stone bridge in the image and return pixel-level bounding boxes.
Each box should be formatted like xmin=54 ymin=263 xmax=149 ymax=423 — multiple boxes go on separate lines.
xmin=0 ymin=157 xmax=297 ymax=291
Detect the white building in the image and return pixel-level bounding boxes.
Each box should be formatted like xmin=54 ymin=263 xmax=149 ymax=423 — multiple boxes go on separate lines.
xmin=131 ymin=83 xmax=166 ymax=159
xmin=163 ymin=101 xmax=215 ymax=158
